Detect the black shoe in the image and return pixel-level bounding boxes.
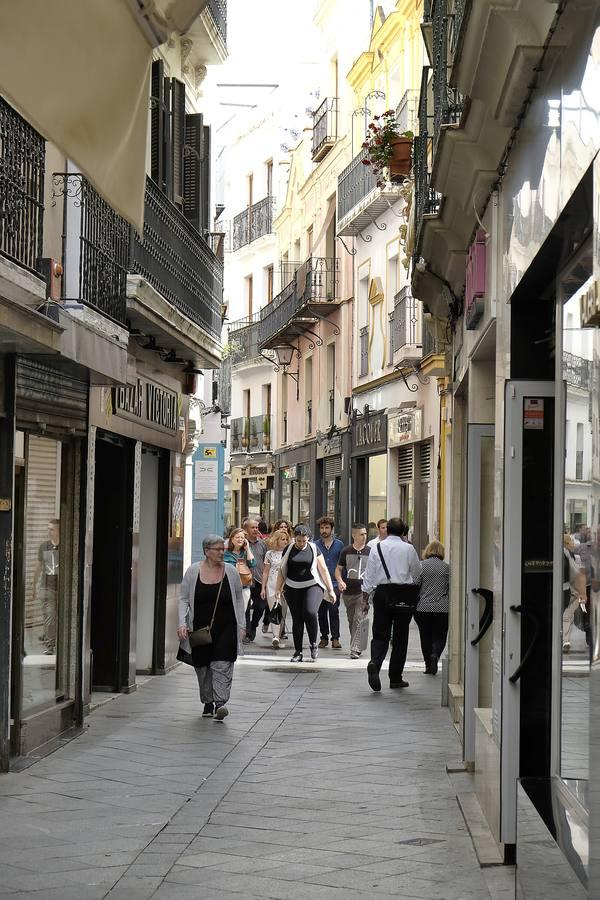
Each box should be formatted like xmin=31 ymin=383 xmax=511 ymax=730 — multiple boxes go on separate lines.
xmin=430 ymin=655 xmax=438 ymax=675
xmin=202 ymin=702 xmax=215 ymax=718
xmin=249 ymin=627 xmax=256 ymax=642
xmin=367 ymin=661 xmax=381 ymax=692
xmin=424 ymin=666 xmax=432 ymax=674
xmin=310 ymin=643 xmax=318 ymax=661
xmin=390 ymin=679 xmax=409 ymax=688
xmin=290 ymin=652 xmax=303 ymax=663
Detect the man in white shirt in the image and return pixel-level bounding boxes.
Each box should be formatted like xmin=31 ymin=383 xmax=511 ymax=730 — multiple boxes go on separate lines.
xmin=362 ymin=517 xmax=421 ymax=691
xmin=367 ymin=518 xmax=388 ymax=549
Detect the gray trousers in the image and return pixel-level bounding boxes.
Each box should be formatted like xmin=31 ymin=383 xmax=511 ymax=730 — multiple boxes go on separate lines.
xmin=194 ymin=661 xmax=234 ymax=705
xmin=343 ymin=592 xmax=365 ymax=654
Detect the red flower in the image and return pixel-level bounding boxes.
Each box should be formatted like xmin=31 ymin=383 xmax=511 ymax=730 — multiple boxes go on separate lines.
xmin=362 ymin=158 xmax=371 ymax=165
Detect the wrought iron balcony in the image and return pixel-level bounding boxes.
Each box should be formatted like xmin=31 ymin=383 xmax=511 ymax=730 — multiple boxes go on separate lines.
xmin=258 ymin=257 xmax=339 ymax=350
xmin=422 ymin=323 xmax=446 ymax=359
xmin=449 ymin=0 xmax=468 ymax=55
xmin=396 ymin=89 xmax=419 ymax=135
xmin=413 ymin=67 xmax=442 ymax=262
xmin=431 ymin=0 xmax=464 ymax=140
xmin=312 ymin=98 xmax=338 ymax=162
xmin=228 ymin=312 xmax=263 ymax=365
xmin=359 ymin=326 xmax=368 ymax=377
xmin=232 ymin=195 xmax=274 ymax=251
xmin=206 ymin=0 xmax=227 ymax=45
xmin=130 ymin=176 xmax=223 ymax=339
xmin=392 ymin=287 xmax=422 ymax=369
xmin=0 ymin=97 xmax=45 ymax=275
xmin=563 ymin=351 xmax=591 ymax=388
xmin=337 ymin=148 xmax=407 ymax=237
xmin=230 ymin=414 xmax=271 ymax=454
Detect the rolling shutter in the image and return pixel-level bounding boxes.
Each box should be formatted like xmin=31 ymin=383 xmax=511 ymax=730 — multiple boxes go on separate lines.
xmin=24 ymin=435 xmax=61 ymax=628
xmin=16 ymin=358 xmax=88 ymax=434
xmin=324 ymin=456 xmax=342 ymax=479
xmin=397 ymin=445 xmax=414 ymax=484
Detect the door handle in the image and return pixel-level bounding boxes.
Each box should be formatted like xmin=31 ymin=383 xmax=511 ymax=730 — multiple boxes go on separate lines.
xmin=508 ymin=604 xmax=540 ymax=683
xmin=471 ymin=588 xmax=493 ymax=646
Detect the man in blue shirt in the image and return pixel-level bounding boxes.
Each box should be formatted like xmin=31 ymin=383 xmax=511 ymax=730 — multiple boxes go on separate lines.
xmin=315 ymin=516 xmax=344 ymax=648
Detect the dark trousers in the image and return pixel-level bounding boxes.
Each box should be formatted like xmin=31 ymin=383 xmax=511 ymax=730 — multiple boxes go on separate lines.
xmin=286 ymin=584 xmax=322 ymax=654
xmin=370 ymin=597 xmax=412 ymax=684
xmin=318 ymin=588 xmax=340 ymax=640
xmin=414 ymin=611 xmax=448 ymax=664
xmin=246 ymin=581 xmax=267 ymax=631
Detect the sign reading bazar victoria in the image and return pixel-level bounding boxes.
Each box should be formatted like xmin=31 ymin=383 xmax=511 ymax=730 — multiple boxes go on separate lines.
xmin=351 ymin=409 xmax=387 ymax=456
xmin=113 ymin=378 xmax=178 ymax=433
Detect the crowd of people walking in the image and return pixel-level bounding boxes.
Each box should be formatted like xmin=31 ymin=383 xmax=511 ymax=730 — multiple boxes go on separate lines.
xmin=177 ymin=514 xmax=451 ymax=716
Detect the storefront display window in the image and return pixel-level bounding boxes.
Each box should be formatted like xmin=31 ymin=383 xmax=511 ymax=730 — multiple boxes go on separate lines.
xmin=368 ymin=453 xmax=387 ymax=526
xmin=281 ymin=464 xmax=310 ymax=525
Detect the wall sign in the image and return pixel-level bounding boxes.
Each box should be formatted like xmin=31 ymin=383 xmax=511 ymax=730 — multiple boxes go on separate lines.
xmin=351 ymin=409 xmax=387 ymax=456
xmin=388 ymin=408 xmax=423 ymax=447
xmin=195 ymin=459 xmax=219 ymax=500
xmin=113 ymin=377 xmax=178 ymax=433
xmin=581 ymin=279 xmax=600 ymax=328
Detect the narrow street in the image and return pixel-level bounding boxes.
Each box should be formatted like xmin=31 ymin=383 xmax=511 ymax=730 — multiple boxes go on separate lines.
xmin=0 ymin=648 xmax=513 ymax=900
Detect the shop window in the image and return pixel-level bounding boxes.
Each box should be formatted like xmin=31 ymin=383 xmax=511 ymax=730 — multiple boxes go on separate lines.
xmin=368 ymin=454 xmax=387 ymax=527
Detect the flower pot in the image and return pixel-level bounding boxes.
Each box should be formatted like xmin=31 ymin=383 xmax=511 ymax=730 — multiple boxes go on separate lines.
xmin=389 ymin=136 xmax=412 ymax=180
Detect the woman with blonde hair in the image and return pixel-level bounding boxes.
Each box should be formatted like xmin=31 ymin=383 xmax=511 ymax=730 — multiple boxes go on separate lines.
xmin=261 ymin=528 xmax=291 ymax=648
xmin=414 ymin=540 xmax=449 ymax=675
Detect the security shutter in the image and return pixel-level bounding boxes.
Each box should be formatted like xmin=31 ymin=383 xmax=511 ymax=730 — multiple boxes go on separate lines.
xmin=420 ymin=441 xmax=432 ymax=483
xmin=16 ymin=358 xmax=88 ymax=434
xmin=397 ymin=445 xmax=414 ymax=484
xmin=171 ymin=78 xmax=186 ymax=206
xmin=24 ymin=435 xmax=61 ymax=627
xmin=184 ymin=113 xmax=203 ymax=233
xmin=324 ymin=456 xmax=342 ymax=478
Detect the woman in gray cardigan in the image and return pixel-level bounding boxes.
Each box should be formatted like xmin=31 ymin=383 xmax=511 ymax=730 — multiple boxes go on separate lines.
xmin=177 ymin=534 xmax=246 ymax=720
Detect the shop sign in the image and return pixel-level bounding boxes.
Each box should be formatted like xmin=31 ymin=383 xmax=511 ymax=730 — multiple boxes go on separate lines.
xmin=352 ymin=409 xmax=387 ymax=455
xmin=581 ymin=279 xmax=600 ymax=327
xmin=388 ymin=408 xmax=423 ymax=447
xmin=316 ymin=432 xmax=342 ymax=459
xmin=243 ymin=464 xmax=273 ymax=477
xmin=282 ymin=465 xmax=297 ymax=479
xmin=113 ymin=377 xmax=179 ymax=433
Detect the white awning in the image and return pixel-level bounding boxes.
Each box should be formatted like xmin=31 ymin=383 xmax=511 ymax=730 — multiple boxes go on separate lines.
xmin=0 ymin=0 xmax=208 ymax=233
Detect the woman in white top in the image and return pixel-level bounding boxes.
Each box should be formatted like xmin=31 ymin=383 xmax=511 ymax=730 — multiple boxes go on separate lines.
xmin=261 ymin=528 xmax=291 ymax=649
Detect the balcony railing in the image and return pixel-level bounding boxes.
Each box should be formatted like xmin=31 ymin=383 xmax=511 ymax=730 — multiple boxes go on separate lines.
xmin=228 ymin=312 xmax=262 ymax=364
xmin=230 ymin=414 xmax=271 ymax=454
xmin=396 ymin=89 xmax=419 ymax=135
xmin=563 ymin=351 xmax=591 ymax=388
xmin=359 ymin=326 xmax=369 ymax=377
xmin=394 ymin=287 xmax=419 ymax=348
xmin=422 ymin=324 xmax=446 ymax=358
xmin=312 ymin=98 xmax=338 ymax=161
xmin=232 ymin=195 xmax=274 ymax=250
xmin=0 ymin=97 xmax=45 ymax=275
xmin=432 ymin=0 xmax=464 ymax=141
xmin=337 ymin=148 xmax=377 ymax=222
xmin=130 ymin=176 xmax=223 ymax=339
xmin=258 ymin=256 xmax=338 ymax=348
xmin=206 ymin=0 xmax=227 ymax=45
xmin=449 ymin=0 xmax=468 ymax=55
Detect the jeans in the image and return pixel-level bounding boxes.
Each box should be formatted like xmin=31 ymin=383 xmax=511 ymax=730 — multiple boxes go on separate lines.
xmin=246 ymin=581 xmax=267 ymax=632
xmin=413 ymin=611 xmax=448 ymax=664
xmin=318 ymin=588 xmax=340 ymax=640
xmin=286 ymin=584 xmax=322 ymax=654
xmin=370 ymin=595 xmax=412 ymax=683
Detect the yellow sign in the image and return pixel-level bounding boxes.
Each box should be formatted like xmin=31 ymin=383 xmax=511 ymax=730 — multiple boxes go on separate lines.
xmin=203 ymin=447 xmax=217 ymax=458
xmin=581 ymin=279 xmax=600 ymax=327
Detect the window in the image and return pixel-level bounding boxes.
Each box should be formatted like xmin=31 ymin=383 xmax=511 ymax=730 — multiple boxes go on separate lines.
xmin=305 ymin=357 xmax=313 ymax=435
xmin=281 ymin=374 xmax=288 ymax=444
xmin=576 ymin=422 xmax=584 ymax=481
xmin=246 ymin=274 xmax=253 ymax=318
xmin=307 ymin=226 xmax=313 ymax=257
xmin=266 ymin=159 xmax=273 ymax=196
xmin=265 ymin=265 xmax=274 ymax=304
xmin=327 ymin=343 xmax=335 ymax=427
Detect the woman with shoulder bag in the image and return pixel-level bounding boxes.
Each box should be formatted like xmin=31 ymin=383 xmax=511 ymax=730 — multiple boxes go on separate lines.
xmin=275 ymin=524 xmax=336 ymax=663
xmin=224 ymin=527 xmax=255 ymax=605
xmin=414 ymin=540 xmax=450 ymax=675
xmin=177 ymin=535 xmax=246 ymax=720
xmin=261 ymin=528 xmax=291 ymax=649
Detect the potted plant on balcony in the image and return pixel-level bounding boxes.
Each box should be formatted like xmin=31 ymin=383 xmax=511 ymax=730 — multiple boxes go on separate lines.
xmin=262 ymin=414 xmax=271 ymax=451
xmin=362 ymin=110 xmax=413 ymax=187
xmin=249 ymin=419 xmax=259 ymax=450
xmin=242 ymin=417 xmax=250 ymax=450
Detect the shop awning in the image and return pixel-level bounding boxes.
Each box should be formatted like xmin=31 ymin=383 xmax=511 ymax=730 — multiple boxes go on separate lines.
xmin=0 ymin=0 xmax=208 ymax=234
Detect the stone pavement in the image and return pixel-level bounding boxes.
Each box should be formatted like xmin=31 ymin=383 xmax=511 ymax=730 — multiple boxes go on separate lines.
xmin=0 ymin=653 xmax=515 ymax=900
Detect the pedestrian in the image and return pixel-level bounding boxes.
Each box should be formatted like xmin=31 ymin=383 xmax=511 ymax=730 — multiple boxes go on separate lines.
xmin=315 ymin=516 xmax=344 ymax=648
xmin=562 ymin=533 xmax=587 ymax=652
xmin=275 ymin=524 xmax=336 ymax=662
xmin=413 ymin=540 xmax=449 ymax=675
xmin=32 ymin=518 xmax=60 ymax=655
xmin=261 ymin=528 xmax=292 ymax=648
xmin=361 ymin=517 xmax=422 ymax=691
xmin=272 ymin=519 xmax=293 ymax=539
xmin=177 ymin=535 xmax=246 ymax=721
xmin=258 ymin=519 xmax=269 ymax=539
xmin=242 ymin=517 xmax=267 ymax=641
xmin=224 ymin=528 xmax=256 ymax=612
xmin=367 ymin=518 xmax=388 ymax=548
xmin=335 ymin=523 xmax=371 ymax=659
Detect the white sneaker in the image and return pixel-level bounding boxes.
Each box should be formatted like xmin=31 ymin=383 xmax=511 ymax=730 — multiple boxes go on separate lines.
xmin=272 ymin=637 xmax=280 ymax=648
xmin=563 ymin=642 xmax=571 ymax=653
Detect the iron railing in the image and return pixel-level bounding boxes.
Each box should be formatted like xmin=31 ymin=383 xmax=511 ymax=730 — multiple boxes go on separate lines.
xmin=230 ymin=416 xmax=247 ymax=454
xmin=230 ymin=414 xmax=271 ymax=454
xmin=394 ymin=287 xmax=419 ymax=349
xmin=232 ymin=195 xmax=274 ymax=250
xmin=0 ymin=97 xmax=45 ymax=275
xmin=359 ymin=326 xmax=369 ymax=377
xmin=258 ymin=256 xmax=338 ymax=346
xmin=206 ymin=0 xmax=227 ymax=45
xmin=413 ymin=66 xmax=442 ymax=258
xmin=422 ymin=324 xmax=446 ymax=358
xmin=450 ymin=0 xmax=468 ymax=54
xmin=228 ymin=312 xmax=262 ymax=363
xmin=337 ymin=148 xmax=377 ymax=221
xmin=563 ymin=351 xmax=591 ymax=388
xmin=389 ymin=310 xmax=396 ymax=360
xmin=131 ymin=176 xmax=223 ymax=339
xmin=312 ymin=98 xmax=338 ymax=160
xmin=396 ymin=89 xmax=419 ymax=134
xmin=423 ymin=0 xmax=432 ymax=22
xmin=432 ymin=0 xmax=464 ymax=140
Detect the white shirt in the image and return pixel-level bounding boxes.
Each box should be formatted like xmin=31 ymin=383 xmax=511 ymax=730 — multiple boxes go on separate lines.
xmin=367 ymin=536 xmax=382 ymax=549
xmin=361 ymin=535 xmax=422 ymax=594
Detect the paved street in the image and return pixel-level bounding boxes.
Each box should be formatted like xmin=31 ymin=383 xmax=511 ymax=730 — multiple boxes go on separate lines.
xmin=0 ymin=649 xmax=514 ymax=900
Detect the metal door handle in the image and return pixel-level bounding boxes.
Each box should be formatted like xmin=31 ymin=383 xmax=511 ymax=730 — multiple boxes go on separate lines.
xmin=471 ymin=588 xmax=493 ymax=646
xmin=508 ymin=604 xmax=540 ymax=683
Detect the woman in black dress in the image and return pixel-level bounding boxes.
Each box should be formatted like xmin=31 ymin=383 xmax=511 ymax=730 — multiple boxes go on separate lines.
xmin=178 ymin=535 xmax=246 ymax=720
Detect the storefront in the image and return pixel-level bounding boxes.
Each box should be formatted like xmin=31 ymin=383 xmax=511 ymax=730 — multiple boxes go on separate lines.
xmin=10 ymin=357 xmax=87 ymax=759
xmin=351 ymin=408 xmax=387 ymax=533
xmin=388 ymin=407 xmax=432 ymax=552
xmin=315 ymin=430 xmax=351 ymax=540
xmin=273 ymin=441 xmax=316 ymax=528
xmin=87 ymin=361 xmax=187 ymax=700
xmin=230 ymin=462 xmax=275 ymax=526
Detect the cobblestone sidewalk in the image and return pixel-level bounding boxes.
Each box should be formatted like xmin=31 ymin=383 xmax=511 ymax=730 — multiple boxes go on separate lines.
xmin=0 ymin=659 xmax=514 ymax=899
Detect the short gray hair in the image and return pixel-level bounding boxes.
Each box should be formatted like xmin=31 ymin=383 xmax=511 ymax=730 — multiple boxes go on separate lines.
xmin=202 ymin=534 xmax=224 ymax=551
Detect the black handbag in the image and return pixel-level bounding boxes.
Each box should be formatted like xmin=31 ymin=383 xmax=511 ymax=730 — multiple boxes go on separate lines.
xmin=374 ymin=543 xmax=419 ymax=610
xmin=269 ymin=601 xmax=283 ymax=626
xmin=188 ymin=575 xmax=225 ymax=648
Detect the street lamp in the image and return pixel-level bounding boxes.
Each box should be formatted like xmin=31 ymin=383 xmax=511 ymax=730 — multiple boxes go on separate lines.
xmin=273 ymin=345 xmax=295 ymax=368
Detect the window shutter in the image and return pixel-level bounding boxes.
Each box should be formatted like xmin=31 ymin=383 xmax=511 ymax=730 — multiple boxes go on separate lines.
xmin=151 ymin=60 xmax=166 ymax=192
xmin=171 ymin=78 xmax=186 ymax=206
xmin=163 ymin=74 xmax=173 ymax=200
xmin=420 ymin=441 xmax=431 ymax=482
xmin=201 ymin=123 xmax=211 ymax=233
xmin=397 ymin=446 xmax=414 ymax=484
xmin=184 ymin=113 xmax=203 ymax=233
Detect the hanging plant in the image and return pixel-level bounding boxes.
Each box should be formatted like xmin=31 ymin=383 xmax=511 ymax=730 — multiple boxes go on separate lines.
xmin=362 ymin=110 xmax=413 ymax=188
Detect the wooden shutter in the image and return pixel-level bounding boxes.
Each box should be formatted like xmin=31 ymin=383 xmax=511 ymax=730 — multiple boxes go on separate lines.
xmin=151 ymin=60 xmax=166 ymax=192
xmin=201 ymin=124 xmax=211 ymax=233
xmin=171 ymin=78 xmax=186 ymax=206
xmin=184 ymin=113 xmax=203 ymax=233
xmin=398 ymin=446 xmax=414 ymax=484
